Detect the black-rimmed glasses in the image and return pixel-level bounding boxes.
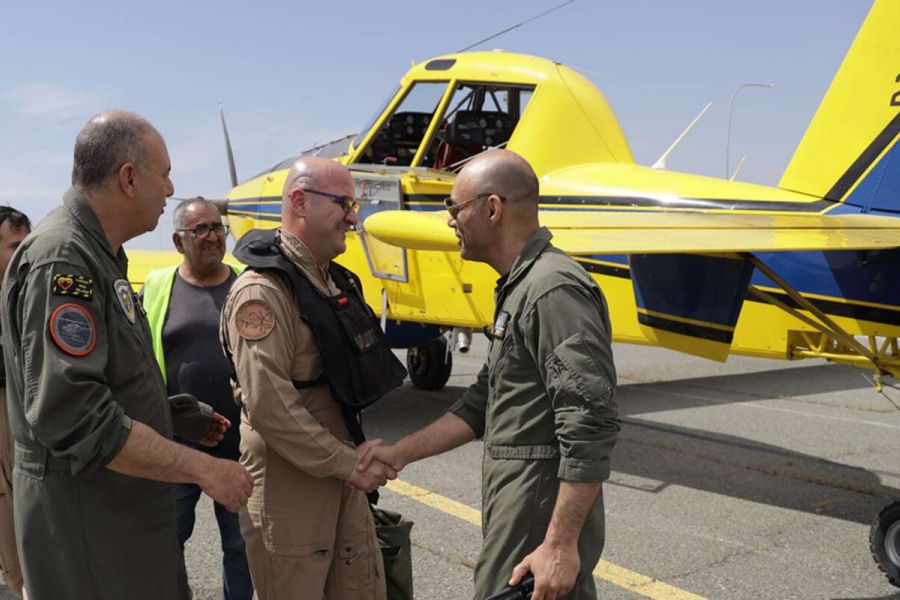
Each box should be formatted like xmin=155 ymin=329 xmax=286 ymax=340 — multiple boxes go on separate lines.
xmin=177 ymin=222 xmax=229 ymax=238
xmin=443 ymin=192 xmax=505 ymax=219
xmin=302 ymin=188 xmax=360 ymax=215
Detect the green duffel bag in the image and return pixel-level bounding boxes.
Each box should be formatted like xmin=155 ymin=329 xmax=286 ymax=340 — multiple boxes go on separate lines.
xmin=372 ymin=505 xmax=414 ymax=600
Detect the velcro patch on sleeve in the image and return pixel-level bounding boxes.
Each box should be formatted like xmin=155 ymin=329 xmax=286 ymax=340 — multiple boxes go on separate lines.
xmin=52 ymin=274 xmax=94 ymax=300
xmin=235 ymin=300 xmax=276 ymax=341
xmin=49 ymin=303 xmax=96 ymax=356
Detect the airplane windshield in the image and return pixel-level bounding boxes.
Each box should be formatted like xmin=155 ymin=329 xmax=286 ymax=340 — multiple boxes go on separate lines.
xmin=421 ymin=83 xmax=533 ymax=171
xmin=351 ymin=85 xmax=401 ymax=150
xmin=355 ymin=81 xmax=448 ymax=167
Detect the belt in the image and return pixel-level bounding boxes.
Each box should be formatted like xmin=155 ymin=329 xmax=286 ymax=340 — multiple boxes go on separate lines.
xmin=487 ymin=444 xmax=560 ymax=460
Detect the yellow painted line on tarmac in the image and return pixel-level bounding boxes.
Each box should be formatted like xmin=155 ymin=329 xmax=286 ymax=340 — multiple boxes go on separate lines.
xmin=385 ymin=479 xmax=707 ymax=600
xmin=387 ymin=479 xmax=482 ymax=526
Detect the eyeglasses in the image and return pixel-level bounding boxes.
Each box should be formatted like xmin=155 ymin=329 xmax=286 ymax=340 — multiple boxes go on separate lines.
xmin=177 ymin=222 xmax=229 ymax=238
xmin=443 ymin=192 xmax=504 ymax=219
xmin=302 ymin=188 xmax=360 ymax=215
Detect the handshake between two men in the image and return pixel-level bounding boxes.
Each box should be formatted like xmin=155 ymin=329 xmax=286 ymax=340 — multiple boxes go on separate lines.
xmin=346 ymin=439 xmax=406 ymax=492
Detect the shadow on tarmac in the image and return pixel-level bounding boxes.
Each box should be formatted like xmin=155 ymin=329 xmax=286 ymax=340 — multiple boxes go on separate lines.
xmin=363 ymin=363 xmax=900 ymax=528
xmin=831 ymin=594 xmax=900 ymax=599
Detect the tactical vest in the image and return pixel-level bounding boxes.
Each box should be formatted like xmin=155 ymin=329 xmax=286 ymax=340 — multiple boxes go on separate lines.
xmin=232 ymin=230 xmax=407 ymax=429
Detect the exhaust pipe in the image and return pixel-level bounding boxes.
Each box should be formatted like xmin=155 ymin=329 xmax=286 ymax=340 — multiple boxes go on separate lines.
xmin=452 ymin=328 xmax=472 ymax=354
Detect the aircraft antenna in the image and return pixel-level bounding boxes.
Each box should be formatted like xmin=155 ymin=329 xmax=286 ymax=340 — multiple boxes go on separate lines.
xmin=456 ymin=0 xmax=575 ymax=53
xmin=652 ymin=102 xmax=712 ymax=170
xmin=219 ymin=101 xmax=239 ymax=188
xmin=729 ymin=155 xmax=747 ymax=181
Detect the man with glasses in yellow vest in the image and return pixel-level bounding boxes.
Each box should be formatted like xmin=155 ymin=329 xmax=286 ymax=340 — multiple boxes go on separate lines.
xmin=141 ymin=197 xmax=251 ymax=599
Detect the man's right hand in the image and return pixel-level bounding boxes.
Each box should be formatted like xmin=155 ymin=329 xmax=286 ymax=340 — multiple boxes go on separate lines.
xmin=356 ymin=443 xmax=407 ymax=473
xmin=200 ymin=458 xmax=253 ymax=513
xmin=346 ymin=441 xmax=399 ymax=492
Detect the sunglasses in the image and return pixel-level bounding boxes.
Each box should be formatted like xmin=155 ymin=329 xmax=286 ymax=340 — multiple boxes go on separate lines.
xmin=177 ymin=222 xmax=229 ymax=238
xmin=443 ymin=192 xmax=505 ymax=218
xmin=302 ymin=188 xmax=360 ymax=215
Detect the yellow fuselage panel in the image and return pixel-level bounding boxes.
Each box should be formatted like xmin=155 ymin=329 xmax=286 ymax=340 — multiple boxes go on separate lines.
xmin=542 ymin=162 xmax=816 ymax=207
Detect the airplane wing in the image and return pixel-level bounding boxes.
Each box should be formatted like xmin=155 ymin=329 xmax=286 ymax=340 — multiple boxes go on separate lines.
xmin=363 ymin=209 xmax=900 ymax=367
xmin=125 ymin=249 xmax=244 ymax=289
xmin=362 ymin=210 xmax=900 ymax=254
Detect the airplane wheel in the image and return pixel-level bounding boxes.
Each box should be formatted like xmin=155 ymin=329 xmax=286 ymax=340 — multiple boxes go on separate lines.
xmin=870 ymin=500 xmax=900 ymax=587
xmin=407 ymin=337 xmax=452 ymax=391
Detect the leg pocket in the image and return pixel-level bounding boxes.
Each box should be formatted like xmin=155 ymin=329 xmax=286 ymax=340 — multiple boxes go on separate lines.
xmin=327 ymin=491 xmax=385 ymax=600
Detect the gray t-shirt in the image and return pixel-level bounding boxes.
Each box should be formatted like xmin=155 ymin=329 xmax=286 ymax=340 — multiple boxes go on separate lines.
xmin=163 ymin=270 xmax=239 ymax=459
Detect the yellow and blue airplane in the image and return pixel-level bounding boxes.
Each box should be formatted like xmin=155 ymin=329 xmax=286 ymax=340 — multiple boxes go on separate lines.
xmin=131 ymin=0 xmax=900 ymax=392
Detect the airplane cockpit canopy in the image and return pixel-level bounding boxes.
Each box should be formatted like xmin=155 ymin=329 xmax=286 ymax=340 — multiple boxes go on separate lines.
xmin=354 ymin=79 xmax=533 ymax=171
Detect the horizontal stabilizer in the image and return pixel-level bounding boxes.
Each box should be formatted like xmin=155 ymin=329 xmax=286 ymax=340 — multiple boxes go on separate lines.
xmin=363 ymin=210 xmax=900 ymax=255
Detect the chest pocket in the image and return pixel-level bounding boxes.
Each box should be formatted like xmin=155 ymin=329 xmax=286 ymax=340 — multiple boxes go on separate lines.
xmin=105 ymin=286 xmax=155 ymax=387
xmin=331 ymin=294 xmax=379 ymax=353
xmin=483 ymin=295 xmax=556 ymax=450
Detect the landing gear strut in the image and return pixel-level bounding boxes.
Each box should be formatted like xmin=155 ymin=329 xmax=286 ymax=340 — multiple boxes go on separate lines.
xmin=406 ymin=336 xmax=452 ymax=390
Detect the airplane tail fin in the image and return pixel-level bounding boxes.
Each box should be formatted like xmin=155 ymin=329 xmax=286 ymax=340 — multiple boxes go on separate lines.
xmin=779 ymin=0 xmax=900 ymax=214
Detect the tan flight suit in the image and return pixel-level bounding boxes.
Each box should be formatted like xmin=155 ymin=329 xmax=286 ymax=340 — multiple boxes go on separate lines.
xmin=0 ymin=387 xmax=23 ymax=598
xmin=221 ymin=229 xmax=385 ymax=600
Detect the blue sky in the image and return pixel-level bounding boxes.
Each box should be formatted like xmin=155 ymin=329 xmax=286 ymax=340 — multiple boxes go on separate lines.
xmin=0 ymin=0 xmax=872 ymax=249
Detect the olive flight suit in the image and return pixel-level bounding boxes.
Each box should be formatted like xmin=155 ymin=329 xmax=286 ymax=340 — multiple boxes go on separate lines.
xmin=0 ymin=189 xmax=213 ymax=600
xmin=450 ymin=227 xmax=620 ymax=600
xmin=221 ymin=229 xmax=385 ymax=600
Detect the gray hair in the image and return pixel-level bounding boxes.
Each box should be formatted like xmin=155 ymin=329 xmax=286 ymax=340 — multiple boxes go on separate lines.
xmin=71 ymin=111 xmax=154 ymax=195
xmin=173 ymin=197 xmax=218 ymax=230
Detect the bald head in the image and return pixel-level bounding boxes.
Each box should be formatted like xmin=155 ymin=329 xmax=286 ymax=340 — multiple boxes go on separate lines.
xmin=280 ymin=156 xmax=357 ymax=264
xmin=282 ymin=156 xmax=350 ymax=203
xmin=456 ymin=149 xmax=540 ymax=210
xmin=72 ymin=110 xmax=158 ymax=195
xmin=448 ymin=150 xmax=542 ymax=272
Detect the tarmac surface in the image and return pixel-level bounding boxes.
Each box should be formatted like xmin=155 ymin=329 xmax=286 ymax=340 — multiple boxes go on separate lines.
xmin=4 ymin=339 xmax=900 ymax=599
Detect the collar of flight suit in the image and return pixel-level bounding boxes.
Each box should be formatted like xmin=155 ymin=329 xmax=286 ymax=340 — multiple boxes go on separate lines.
xmin=276 ymin=228 xmax=338 ymax=297
xmin=62 ymin=187 xmax=129 ymax=273
xmin=494 ymin=226 xmax=553 ymax=304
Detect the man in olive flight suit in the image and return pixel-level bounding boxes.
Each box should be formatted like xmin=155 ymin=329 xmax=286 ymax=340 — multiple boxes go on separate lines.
xmin=0 ymin=111 xmax=253 ymax=600
xmin=359 ymin=149 xmax=620 ymax=600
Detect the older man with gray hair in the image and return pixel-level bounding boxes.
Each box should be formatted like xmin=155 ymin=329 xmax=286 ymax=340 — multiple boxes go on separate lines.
xmin=141 ymin=197 xmax=251 ymax=599
xmin=1 ymin=111 xmax=252 ymax=600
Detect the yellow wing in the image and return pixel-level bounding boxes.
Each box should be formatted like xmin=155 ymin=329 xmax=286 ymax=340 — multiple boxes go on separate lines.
xmin=362 ymin=210 xmax=900 ymax=255
xmin=125 ymin=250 xmax=244 ymax=290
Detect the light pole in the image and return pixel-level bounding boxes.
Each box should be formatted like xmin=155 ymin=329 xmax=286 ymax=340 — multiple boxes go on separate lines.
xmin=726 ymin=82 xmax=774 ymax=178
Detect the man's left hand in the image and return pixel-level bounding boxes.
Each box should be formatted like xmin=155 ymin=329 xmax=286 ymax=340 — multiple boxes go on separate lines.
xmin=198 ymin=412 xmax=231 ymax=447
xmin=508 ymin=540 xmax=580 ymax=600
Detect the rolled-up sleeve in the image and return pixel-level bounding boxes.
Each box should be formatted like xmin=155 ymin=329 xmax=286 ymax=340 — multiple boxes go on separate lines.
xmin=224 ymin=281 xmax=357 ymax=480
xmin=449 ymin=362 xmax=489 ymax=438
xmin=22 ymin=261 xmax=131 ymax=475
xmin=523 ymin=283 xmax=619 ymax=482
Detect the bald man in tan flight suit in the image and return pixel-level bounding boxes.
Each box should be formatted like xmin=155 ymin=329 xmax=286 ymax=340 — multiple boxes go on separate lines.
xmin=221 ymin=157 xmax=402 ymax=599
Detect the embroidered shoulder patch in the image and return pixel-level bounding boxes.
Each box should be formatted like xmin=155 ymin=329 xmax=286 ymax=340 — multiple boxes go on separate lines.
xmin=52 ymin=274 xmax=94 ymax=300
xmin=49 ymin=303 xmax=96 ymax=356
xmin=113 ymin=279 xmax=136 ymax=324
xmin=235 ymin=300 xmax=276 ymax=341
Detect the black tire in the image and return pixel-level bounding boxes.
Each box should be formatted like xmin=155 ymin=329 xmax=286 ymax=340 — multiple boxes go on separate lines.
xmin=870 ymin=500 xmax=900 ymax=587
xmin=406 ymin=337 xmax=452 ymax=391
